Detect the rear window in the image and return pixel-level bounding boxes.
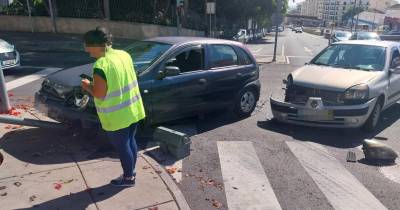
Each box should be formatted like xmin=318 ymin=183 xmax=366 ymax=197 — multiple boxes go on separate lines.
xmin=236 ymin=47 xmax=253 ymax=65
xmin=209 ymin=45 xmax=239 ymax=68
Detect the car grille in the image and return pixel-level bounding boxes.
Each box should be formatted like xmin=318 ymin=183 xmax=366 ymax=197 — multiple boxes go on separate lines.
xmin=285 ymin=85 xmax=344 ymax=106
xmin=0 ymin=51 xmax=17 ymax=61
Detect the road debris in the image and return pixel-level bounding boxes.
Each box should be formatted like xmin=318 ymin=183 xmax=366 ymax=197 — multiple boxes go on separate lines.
xmin=347 ymin=151 xmax=357 ymax=162
xmin=0 ymin=186 xmax=6 ymax=190
xmin=166 ymin=167 xmax=177 ymax=174
xmin=232 ymin=187 xmax=238 ymax=190
xmin=155 ymin=170 xmax=162 ymax=174
xmin=29 ymin=195 xmax=37 ymax=202
xmin=14 ymin=182 xmax=22 ymax=187
xmin=212 ymin=199 xmax=223 ymax=209
xmin=62 ymin=179 xmax=74 ymax=184
xmin=363 ymin=139 xmax=398 ymax=163
xmin=0 ymin=192 xmax=7 ymax=196
xmin=53 ymin=183 xmax=62 ymax=190
xmin=142 ymin=166 xmax=150 ymax=170
xmin=148 ymin=207 xmax=158 ymax=210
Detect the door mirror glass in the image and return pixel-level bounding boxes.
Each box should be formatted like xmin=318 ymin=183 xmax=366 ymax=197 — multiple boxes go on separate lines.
xmin=164 ymin=66 xmax=180 ymax=77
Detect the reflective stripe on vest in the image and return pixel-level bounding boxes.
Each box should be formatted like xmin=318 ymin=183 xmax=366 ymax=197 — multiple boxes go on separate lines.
xmin=97 ymin=80 xmax=138 ymax=101
xmin=96 ymin=94 xmax=141 ymax=113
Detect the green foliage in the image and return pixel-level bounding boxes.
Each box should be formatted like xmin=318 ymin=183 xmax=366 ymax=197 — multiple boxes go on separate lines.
xmin=342 ymin=7 xmax=364 ymax=22
xmin=0 ymin=0 xmax=48 ymax=16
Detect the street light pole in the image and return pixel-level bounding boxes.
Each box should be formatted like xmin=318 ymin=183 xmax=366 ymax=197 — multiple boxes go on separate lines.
xmin=350 ymin=0 xmax=357 ymax=33
xmin=272 ymin=0 xmax=282 ymax=62
xmin=0 ymin=64 xmax=11 ymax=114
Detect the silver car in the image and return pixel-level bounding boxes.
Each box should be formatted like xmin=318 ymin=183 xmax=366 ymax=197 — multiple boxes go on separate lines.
xmin=271 ymin=40 xmax=400 ymax=131
xmin=0 ymin=39 xmax=20 ymax=69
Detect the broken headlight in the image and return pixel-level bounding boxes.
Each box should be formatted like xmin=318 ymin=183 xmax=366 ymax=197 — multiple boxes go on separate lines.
xmin=74 ymin=92 xmax=90 ymax=109
xmin=343 ymin=84 xmax=369 ymax=100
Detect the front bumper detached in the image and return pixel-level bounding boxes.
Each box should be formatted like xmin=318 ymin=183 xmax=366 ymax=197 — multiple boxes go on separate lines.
xmin=270 ymin=94 xmax=377 ymax=128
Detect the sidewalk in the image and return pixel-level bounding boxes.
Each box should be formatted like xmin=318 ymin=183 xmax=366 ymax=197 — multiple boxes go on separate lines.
xmin=0 ymin=109 xmax=189 ymax=210
xmin=1 ymin=31 xmax=136 ymax=53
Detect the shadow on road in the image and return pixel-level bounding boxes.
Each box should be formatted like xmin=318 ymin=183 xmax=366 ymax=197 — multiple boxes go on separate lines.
xmin=257 ymin=104 xmax=400 ymax=149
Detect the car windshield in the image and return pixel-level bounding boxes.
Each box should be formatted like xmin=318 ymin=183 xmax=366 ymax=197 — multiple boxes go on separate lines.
xmin=125 ymin=41 xmax=172 ymax=74
xmin=311 ymin=44 xmax=386 ymax=71
xmin=336 ymin=32 xmax=351 ymax=38
xmin=352 ymin=33 xmax=379 ymax=40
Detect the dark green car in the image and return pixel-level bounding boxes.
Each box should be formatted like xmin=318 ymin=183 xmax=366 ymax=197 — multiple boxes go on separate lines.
xmin=35 ymin=37 xmax=261 ymax=127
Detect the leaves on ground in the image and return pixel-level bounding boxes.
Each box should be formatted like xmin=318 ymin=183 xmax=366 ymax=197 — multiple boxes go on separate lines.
xmin=14 ymin=182 xmax=22 ymax=187
xmin=212 ymin=199 xmax=223 ymax=209
xmin=142 ymin=166 xmax=150 ymax=170
xmin=0 ymin=192 xmax=7 ymax=196
xmin=53 ymin=183 xmax=62 ymax=190
xmin=29 ymin=195 xmax=37 ymax=202
xmin=166 ymin=167 xmax=177 ymax=174
xmin=0 ymin=186 xmax=6 ymax=190
xmin=148 ymin=207 xmax=158 ymax=210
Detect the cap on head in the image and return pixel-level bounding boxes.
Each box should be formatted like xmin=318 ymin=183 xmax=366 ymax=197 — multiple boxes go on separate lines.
xmin=84 ymin=26 xmax=112 ymax=47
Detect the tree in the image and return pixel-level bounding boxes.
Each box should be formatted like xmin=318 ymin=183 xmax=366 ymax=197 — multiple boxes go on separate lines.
xmin=342 ymin=7 xmax=364 ymax=23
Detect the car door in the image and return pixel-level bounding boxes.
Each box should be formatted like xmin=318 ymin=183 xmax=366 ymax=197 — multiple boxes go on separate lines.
xmin=205 ymin=44 xmax=257 ymax=109
xmin=149 ymin=44 xmax=209 ymax=123
xmin=388 ymin=46 xmax=400 ymax=105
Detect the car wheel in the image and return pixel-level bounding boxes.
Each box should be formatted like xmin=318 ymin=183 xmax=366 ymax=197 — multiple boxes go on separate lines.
xmin=234 ymin=87 xmax=257 ymax=117
xmin=362 ymin=101 xmax=382 ymax=132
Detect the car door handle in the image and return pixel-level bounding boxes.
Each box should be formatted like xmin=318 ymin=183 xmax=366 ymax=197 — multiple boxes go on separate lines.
xmin=142 ymin=89 xmax=149 ymax=94
xmin=198 ymin=78 xmax=207 ymax=85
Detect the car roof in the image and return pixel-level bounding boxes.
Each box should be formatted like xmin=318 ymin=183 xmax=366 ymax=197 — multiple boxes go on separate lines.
xmin=353 ymin=31 xmax=378 ymax=35
xmin=333 ymin=40 xmax=399 ymax=48
xmin=145 ymin=36 xmax=241 ymax=46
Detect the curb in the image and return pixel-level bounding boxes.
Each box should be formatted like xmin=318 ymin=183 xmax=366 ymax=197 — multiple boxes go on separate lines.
xmin=141 ymin=153 xmax=191 ymax=210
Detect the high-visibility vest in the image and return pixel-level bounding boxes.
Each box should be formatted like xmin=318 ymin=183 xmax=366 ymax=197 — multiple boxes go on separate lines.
xmin=93 ymin=48 xmax=146 ymax=131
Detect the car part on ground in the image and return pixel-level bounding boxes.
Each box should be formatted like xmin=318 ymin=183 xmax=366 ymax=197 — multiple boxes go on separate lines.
xmin=362 ymin=139 xmax=398 ymax=163
xmin=154 ymin=126 xmax=191 ymax=159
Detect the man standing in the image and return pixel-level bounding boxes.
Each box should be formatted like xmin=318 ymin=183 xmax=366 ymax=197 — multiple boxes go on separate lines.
xmin=81 ymin=27 xmax=146 ymax=187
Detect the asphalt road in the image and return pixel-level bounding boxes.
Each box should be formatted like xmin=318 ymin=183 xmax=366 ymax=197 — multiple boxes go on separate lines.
xmin=176 ymin=30 xmax=400 ymax=210
xmin=3 ymin=30 xmax=400 ymax=210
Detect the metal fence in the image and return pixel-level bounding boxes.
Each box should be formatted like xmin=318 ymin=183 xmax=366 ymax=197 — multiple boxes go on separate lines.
xmin=0 ymin=0 xmax=206 ymax=31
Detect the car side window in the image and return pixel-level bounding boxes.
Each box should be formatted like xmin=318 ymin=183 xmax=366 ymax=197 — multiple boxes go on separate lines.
xmin=236 ymin=47 xmax=253 ymax=65
xmin=391 ymin=47 xmax=400 ymax=68
xmin=167 ymin=47 xmax=204 ymax=73
xmin=209 ymin=45 xmax=239 ymax=68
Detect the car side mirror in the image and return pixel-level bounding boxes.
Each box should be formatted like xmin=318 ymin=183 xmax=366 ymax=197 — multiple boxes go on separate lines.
xmin=158 ymin=66 xmax=180 ymax=79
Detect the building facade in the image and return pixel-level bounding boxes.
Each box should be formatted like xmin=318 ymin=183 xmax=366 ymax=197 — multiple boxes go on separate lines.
xmin=369 ymin=0 xmax=397 ymax=12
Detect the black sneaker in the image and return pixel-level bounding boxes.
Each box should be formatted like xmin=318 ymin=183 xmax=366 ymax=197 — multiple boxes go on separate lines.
xmin=110 ymin=176 xmax=135 ymax=187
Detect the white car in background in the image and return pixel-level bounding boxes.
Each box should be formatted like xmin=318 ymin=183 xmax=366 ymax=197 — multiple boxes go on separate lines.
xmin=0 ymin=39 xmax=20 ymax=69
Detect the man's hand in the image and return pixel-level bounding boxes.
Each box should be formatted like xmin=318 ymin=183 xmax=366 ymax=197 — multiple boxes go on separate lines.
xmin=81 ymin=79 xmax=91 ymax=92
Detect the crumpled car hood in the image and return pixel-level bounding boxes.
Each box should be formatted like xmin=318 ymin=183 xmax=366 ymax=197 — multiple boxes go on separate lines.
xmin=47 ymin=63 xmax=93 ymax=87
xmin=292 ymin=65 xmax=380 ymax=91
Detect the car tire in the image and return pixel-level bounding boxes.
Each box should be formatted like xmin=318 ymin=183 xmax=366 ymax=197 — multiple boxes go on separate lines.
xmin=234 ymin=87 xmax=257 ymax=118
xmin=362 ymin=100 xmax=382 ymax=132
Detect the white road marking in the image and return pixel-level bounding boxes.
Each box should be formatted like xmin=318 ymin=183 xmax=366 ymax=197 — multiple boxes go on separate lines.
xmin=6 ymin=67 xmax=63 ymax=90
xmin=286 ymin=56 xmax=313 ymax=58
xmin=218 ymin=141 xmax=282 ymax=210
xmin=286 ymin=56 xmax=290 ymax=64
xmin=251 ymin=47 xmax=263 ymax=53
xmin=253 ymin=54 xmax=273 ymax=57
xmin=286 ymin=141 xmax=387 ymax=210
xmin=281 ymin=44 xmax=285 ymax=57
xmin=379 ymin=159 xmax=400 ymax=185
xmin=304 ymin=47 xmax=313 ymax=55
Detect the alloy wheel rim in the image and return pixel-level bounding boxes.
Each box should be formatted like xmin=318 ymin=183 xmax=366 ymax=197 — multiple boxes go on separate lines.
xmin=240 ymin=91 xmax=255 ymax=113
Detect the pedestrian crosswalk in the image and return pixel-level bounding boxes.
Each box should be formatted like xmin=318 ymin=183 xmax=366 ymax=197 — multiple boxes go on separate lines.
xmin=216 ymin=140 xmax=389 ymax=210
xmin=5 ymin=67 xmax=63 ymax=90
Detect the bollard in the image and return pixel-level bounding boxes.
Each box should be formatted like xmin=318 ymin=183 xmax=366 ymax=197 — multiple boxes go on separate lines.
xmin=0 ymin=64 xmax=11 ymax=113
xmin=154 ymin=126 xmax=191 ymax=159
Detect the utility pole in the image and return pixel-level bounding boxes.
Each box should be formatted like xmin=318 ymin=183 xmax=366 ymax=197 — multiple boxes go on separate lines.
xmin=0 ymin=64 xmax=11 ymax=114
xmin=350 ymin=0 xmax=357 ymax=33
xmin=26 ymin=0 xmax=34 ymax=33
xmin=272 ymin=0 xmax=282 ymax=62
xmin=48 ymin=0 xmax=57 ymax=33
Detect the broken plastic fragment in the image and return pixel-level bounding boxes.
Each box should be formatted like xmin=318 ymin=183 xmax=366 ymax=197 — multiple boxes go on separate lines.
xmin=53 ymin=183 xmax=62 ymax=190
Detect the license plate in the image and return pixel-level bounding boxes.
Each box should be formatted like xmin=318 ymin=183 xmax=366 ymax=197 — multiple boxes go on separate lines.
xmin=2 ymin=59 xmax=16 ymax=66
xmin=298 ymin=109 xmax=334 ymax=121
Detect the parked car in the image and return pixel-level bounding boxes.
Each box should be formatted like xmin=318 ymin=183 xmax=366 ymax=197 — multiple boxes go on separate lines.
xmin=349 ymin=32 xmax=381 ymax=41
xmin=270 ymin=40 xmax=400 ymax=131
xmin=233 ymin=29 xmax=249 ymax=44
xmin=294 ymin=27 xmax=303 ymax=33
xmin=35 ymin=37 xmax=261 ymax=128
xmin=0 ymin=39 xmax=20 ymax=69
xmin=329 ymin=31 xmax=351 ymax=45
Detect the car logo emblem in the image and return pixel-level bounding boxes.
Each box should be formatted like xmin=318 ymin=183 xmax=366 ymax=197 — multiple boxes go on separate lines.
xmin=310 ymin=100 xmax=318 ymax=108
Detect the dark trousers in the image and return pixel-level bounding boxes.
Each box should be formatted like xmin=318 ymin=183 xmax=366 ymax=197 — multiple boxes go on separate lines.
xmin=106 ymin=123 xmax=138 ymax=178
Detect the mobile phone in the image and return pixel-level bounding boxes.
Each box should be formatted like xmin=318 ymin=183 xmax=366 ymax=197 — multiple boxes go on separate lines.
xmin=79 ymin=74 xmax=93 ymax=82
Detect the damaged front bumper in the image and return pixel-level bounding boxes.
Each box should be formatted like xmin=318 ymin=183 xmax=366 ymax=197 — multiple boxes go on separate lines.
xmin=35 ymin=92 xmax=99 ymax=128
xmin=270 ymin=93 xmax=377 ymax=128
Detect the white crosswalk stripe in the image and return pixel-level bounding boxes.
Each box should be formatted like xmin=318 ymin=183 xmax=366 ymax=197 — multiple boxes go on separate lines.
xmin=218 ymin=141 xmax=282 ymax=210
xmin=6 ymin=67 xmax=63 ymax=90
xmin=286 ymin=141 xmax=387 ymax=210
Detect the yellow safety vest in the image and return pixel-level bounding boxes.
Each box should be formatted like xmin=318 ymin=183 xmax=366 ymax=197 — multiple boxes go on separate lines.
xmin=93 ymin=48 xmax=145 ymax=131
